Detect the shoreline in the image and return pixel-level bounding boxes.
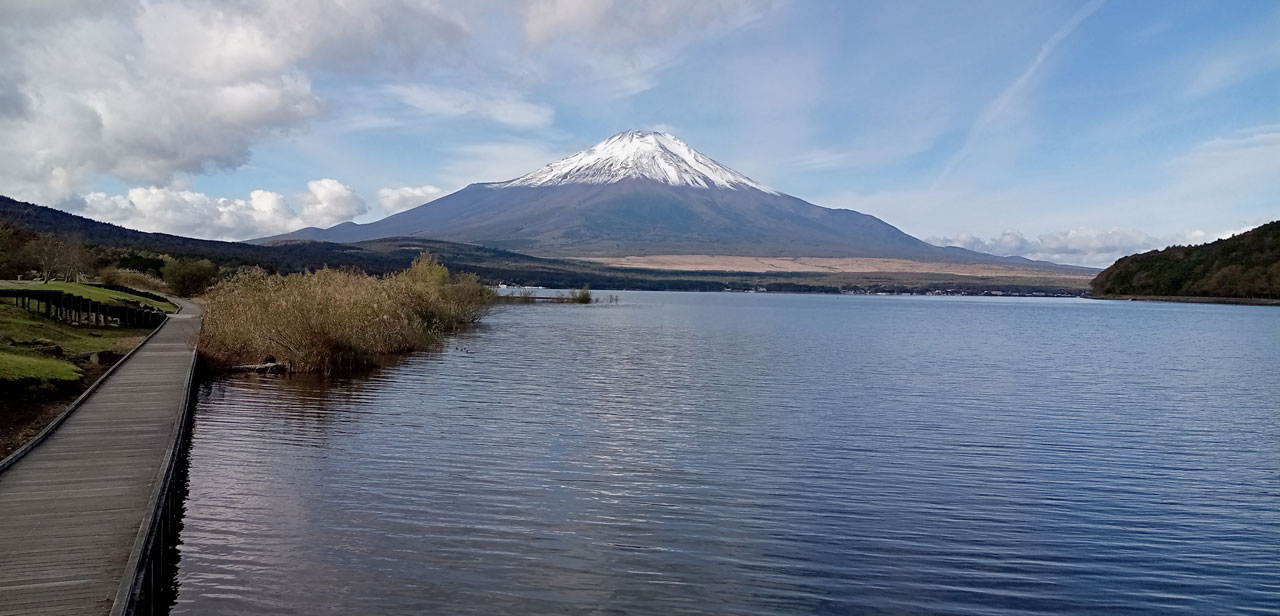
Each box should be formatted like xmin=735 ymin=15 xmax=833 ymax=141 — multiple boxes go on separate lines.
xmin=1090 ymin=295 xmax=1280 ymax=307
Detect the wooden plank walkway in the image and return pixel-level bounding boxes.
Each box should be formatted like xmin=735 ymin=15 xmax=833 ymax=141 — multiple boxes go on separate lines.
xmin=0 ymin=298 xmax=201 ymax=616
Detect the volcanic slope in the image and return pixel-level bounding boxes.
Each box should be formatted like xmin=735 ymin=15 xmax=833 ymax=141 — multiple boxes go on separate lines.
xmin=260 ymin=131 xmax=1087 ymax=273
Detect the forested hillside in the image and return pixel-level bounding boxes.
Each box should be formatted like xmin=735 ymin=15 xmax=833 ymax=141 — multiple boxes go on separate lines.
xmin=1091 ymin=221 xmax=1280 ymax=299
xmin=0 ymin=196 xmax=419 ymax=274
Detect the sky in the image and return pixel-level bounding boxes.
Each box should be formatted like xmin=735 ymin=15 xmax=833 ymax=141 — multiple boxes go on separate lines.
xmin=1 ymin=0 xmax=1277 ymax=267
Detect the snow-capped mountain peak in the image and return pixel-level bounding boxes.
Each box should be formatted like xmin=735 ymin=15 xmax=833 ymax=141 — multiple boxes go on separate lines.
xmin=497 ymin=130 xmax=777 ymax=194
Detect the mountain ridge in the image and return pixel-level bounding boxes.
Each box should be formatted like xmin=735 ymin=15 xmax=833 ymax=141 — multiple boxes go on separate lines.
xmin=0 ymin=195 xmax=1094 ymax=294
xmin=257 ymin=130 xmax=1086 ymax=273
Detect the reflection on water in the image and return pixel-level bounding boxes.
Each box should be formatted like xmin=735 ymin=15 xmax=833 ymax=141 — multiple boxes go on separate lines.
xmin=174 ymin=293 xmax=1280 ymax=615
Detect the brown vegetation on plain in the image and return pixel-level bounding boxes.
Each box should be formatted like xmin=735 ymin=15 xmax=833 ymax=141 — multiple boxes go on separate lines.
xmin=198 ymin=256 xmax=495 ymax=373
xmin=579 ymin=254 xmax=1094 ymax=280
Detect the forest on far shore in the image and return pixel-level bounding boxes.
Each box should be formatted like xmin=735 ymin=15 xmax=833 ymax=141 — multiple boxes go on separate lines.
xmin=1091 ymin=221 xmax=1280 ymax=299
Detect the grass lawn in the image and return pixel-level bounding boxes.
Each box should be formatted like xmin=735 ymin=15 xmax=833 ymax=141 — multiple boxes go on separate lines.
xmin=0 ymin=349 xmax=82 ymax=384
xmin=0 ymin=302 xmax=153 ymax=390
xmin=1 ymin=299 xmax=159 ymax=456
xmin=0 ymin=303 xmax=153 ymax=354
xmin=0 ymin=280 xmax=175 ymax=312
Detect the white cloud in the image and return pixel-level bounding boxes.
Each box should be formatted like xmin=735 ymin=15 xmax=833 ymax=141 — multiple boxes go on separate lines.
xmin=80 ymin=187 xmax=297 ymax=240
xmin=928 ymin=225 xmax=1255 ymax=268
xmin=75 ymin=179 xmax=371 ymax=241
xmin=0 ymin=0 xmax=468 ymax=205
xmin=297 ymin=178 xmax=368 ymax=228
xmin=377 ymin=185 xmax=445 ymax=214
xmin=0 ymin=0 xmax=775 ymax=217
xmin=387 ymin=84 xmax=554 ymax=129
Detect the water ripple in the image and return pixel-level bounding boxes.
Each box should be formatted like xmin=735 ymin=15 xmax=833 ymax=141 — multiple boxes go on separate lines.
xmin=173 ymin=294 xmax=1280 ymax=615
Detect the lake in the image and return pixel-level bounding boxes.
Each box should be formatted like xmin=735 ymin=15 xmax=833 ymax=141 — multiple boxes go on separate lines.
xmin=171 ymin=292 xmax=1280 ymax=615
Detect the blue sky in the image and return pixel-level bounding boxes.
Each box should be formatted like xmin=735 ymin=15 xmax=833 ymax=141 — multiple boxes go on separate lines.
xmin=1 ymin=0 xmax=1277 ymax=266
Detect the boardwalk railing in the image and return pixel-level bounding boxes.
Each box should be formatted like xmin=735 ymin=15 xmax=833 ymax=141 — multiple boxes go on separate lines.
xmin=0 ymin=288 xmax=167 ymax=328
xmin=0 ymin=296 xmax=200 ymax=616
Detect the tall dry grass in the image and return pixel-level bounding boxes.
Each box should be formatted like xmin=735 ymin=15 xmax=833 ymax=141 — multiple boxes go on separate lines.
xmin=99 ymin=266 xmax=167 ymax=293
xmin=198 ymin=256 xmax=495 ymax=372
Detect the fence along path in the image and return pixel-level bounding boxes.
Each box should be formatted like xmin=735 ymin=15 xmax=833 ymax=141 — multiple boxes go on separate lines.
xmin=0 ymin=296 xmax=201 ymax=616
xmin=0 ymin=287 xmax=168 ymax=328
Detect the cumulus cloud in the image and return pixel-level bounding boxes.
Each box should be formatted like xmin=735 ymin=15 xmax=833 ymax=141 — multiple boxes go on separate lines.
xmin=75 ymin=179 xmax=369 ymax=241
xmin=297 ymin=179 xmax=368 ymax=228
xmin=0 ymin=0 xmax=767 ymax=232
xmin=929 ymin=226 xmax=1256 ymax=268
xmin=377 ymin=185 xmax=446 ymax=215
xmin=0 ymin=0 xmax=468 ymax=205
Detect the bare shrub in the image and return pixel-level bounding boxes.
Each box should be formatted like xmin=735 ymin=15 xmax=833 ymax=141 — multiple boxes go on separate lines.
xmin=199 ymin=256 xmax=495 ymax=373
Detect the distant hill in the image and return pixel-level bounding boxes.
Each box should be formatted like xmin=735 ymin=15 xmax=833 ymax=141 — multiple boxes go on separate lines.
xmin=257 ymin=130 xmax=1088 ymax=275
xmin=1 ymin=196 xmax=1096 ymax=295
xmin=1091 ymin=221 xmax=1280 ymax=299
xmin=0 ymin=195 xmax=517 ymax=275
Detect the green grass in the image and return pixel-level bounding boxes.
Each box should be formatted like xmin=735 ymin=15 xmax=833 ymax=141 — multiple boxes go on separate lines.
xmin=0 ymin=303 xmax=152 ymax=355
xmin=0 ymin=349 xmax=82 ymax=383
xmin=0 ymin=280 xmax=175 ymax=312
xmin=0 ymin=302 xmax=153 ymax=390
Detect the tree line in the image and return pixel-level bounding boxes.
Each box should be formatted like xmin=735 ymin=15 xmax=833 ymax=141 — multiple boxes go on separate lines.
xmin=1 ymin=220 xmax=220 ymax=295
xmin=1091 ymin=221 xmax=1280 ymax=299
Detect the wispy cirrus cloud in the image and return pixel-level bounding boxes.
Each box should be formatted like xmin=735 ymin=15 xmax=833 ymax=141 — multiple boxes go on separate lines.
xmin=386 ymin=84 xmax=555 ymax=129
xmin=1182 ymin=7 xmax=1280 ymax=97
xmin=935 ymin=0 xmax=1107 ymax=184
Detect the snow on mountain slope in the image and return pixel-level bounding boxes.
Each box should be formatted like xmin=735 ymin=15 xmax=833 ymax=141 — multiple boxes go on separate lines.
xmin=497 ymin=130 xmax=778 ymax=194
xmin=251 ymin=130 xmax=1090 ymax=272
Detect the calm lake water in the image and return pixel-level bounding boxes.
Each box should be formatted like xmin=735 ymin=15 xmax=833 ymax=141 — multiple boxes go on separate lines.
xmin=172 ymin=292 xmax=1280 ymax=615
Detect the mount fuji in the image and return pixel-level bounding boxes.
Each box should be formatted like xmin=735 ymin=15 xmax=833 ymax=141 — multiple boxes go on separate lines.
xmin=257 ymin=131 xmax=1066 ymax=269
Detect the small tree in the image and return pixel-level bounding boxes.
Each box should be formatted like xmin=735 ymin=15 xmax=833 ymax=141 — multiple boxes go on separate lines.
xmin=22 ymin=234 xmax=91 ymax=282
xmin=162 ymin=258 xmax=219 ymax=296
xmin=57 ymin=238 xmax=94 ymax=282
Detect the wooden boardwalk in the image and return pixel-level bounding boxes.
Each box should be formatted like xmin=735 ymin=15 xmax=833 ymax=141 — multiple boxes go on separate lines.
xmin=0 ymin=298 xmax=201 ymax=616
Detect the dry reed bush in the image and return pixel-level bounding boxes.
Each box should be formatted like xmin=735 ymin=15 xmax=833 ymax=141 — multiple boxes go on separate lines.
xmin=99 ymin=266 xmax=167 ymax=292
xmin=199 ymin=256 xmax=494 ymax=373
